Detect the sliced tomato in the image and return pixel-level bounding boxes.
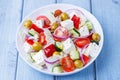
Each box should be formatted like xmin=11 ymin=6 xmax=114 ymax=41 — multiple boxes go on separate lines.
xmin=38 ymin=32 xmax=47 ymax=46
xmin=25 ymin=38 xmax=34 ymax=45
xmin=53 ymin=26 xmax=69 ymax=41
xmin=44 ymin=44 xmax=56 ymax=58
xmin=36 ymin=16 xmax=50 ymax=28
xmin=71 ymin=15 xmax=81 ymax=29
xmin=75 ymin=38 xmax=90 ymax=48
xmin=30 ymin=24 xmax=44 ymax=33
xmin=61 ymin=55 xmax=75 ymax=72
xmin=82 ymin=54 xmax=90 ymax=65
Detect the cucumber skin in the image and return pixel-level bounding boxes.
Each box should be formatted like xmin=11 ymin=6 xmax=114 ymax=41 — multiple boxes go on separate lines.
xmin=52 ymin=65 xmax=63 ymax=73
xmin=55 ymin=42 xmax=63 ymax=52
xmin=70 ymin=28 xmax=80 ymax=37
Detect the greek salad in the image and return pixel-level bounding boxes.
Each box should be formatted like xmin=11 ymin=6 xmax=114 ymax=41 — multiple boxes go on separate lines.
xmin=22 ymin=9 xmax=101 ymax=73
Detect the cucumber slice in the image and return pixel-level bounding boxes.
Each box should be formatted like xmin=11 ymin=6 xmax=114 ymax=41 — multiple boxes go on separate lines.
xmin=85 ymin=21 xmax=93 ymax=31
xmin=30 ymin=52 xmax=37 ymax=62
xmin=28 ymin=29 xmax=38 ymax=36
xmin=69 ymin=28 xmax=80 ymax=37
xmin=55 ymin=42 xmax=63 ymax=52
xmin=70 ymin=50 xmax=80 ymax=60
xmin=52 ymin=65 xmax=63 ymax=73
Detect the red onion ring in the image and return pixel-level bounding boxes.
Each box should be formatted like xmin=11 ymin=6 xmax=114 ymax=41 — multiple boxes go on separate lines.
xmin=65 ymin=8 xmax=85 ymax=17
xmin=44 ymin=59 xmax=59 ymax=64
xmin=52 ymin=33 xmax=70 ymax=41
xmin=80 ymin=44 xmax=89 ymax=65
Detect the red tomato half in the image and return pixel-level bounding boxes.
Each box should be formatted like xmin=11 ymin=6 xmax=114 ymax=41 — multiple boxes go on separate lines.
xmin=53 ymin=26 xmax=69 ymax=41
xmin=44 ymin=44 xmax=56 ymax=58
xmin=71 ymin=15 xmax=81 ymax=29
xmin=61 ymin=56 xmax=75 ymax=72
xmin=36 ymin=16 xmax=50 ymax=28
xmin=75 ymin=38 xmax=90 ymax=48
xmin=38 ymin=32 xmax=47 ymax=46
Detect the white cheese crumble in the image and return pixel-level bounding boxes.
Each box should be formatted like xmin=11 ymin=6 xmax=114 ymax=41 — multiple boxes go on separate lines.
xmin=84 ymin=43 xmax=99 ymax=57
xmin=62 ymin=38 xmax=76 ymax=54
xmin=79 ymin=25 xmax=89 ymax=37
xmin=32 ymin=50 xmax=45 ymax=65
xmin=60 ymin=19 xmax=74 ymax=30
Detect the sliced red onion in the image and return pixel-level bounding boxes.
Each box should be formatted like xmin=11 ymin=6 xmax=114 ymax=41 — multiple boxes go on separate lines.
xmin=44 ymin=59 xmax=59 ymax=64
xmin=52 ymin=33 xmax=70 ymax=41
xmin=79 ymin=44 xmax=89 ymax=65
xmin=80 ymin=54 xmax=85 ymax=65
xmin=81 ymin=44 xmax=89 ymax=54
xmin=65 ymin=8 xmax=85 ymax=16
xmin=25 ymin=35 xmax=31 ymax=39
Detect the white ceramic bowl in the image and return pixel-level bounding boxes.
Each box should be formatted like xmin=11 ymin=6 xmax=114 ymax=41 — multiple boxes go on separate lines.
xmin=16 ymin=4 xmax=104 ymax=76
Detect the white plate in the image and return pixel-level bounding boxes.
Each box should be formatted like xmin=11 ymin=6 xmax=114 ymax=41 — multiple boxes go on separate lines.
xmin=16 ymin=4 xmax=104 ymax=76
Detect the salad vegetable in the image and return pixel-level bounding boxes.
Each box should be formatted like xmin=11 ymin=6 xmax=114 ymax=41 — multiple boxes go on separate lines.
xmin=22 ymin=9 xmax=101 ymax=73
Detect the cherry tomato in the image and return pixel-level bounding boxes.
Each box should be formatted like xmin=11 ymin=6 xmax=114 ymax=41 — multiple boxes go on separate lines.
xmin=44 ymin=44 xmax=56 ymax=58
xmin=61 ymin=55 xmax=75 ymax=72
xmin=82 ymin=54 xmax=90 ymax=65
xmin=54 ymin=9 xmax=62 ymax=17
xmin=38 ymin=32 xmax=47 ymax=46
xmin=36 ymin=16 xmax=50 ymax=28
xmin=71 ymin=15 xmax=81 ymax=29
xmin=75 ymin=38 xmax=90 ymax=48
xmin=30 ymin=24 xmax=44 ymax=33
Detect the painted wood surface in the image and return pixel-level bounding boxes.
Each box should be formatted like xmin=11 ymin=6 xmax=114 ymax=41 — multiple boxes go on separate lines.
xmin=0 ymin=0 xmax=120 ymax=80
xmin=92 ymin=0 xmax=120 ymax=80
xmin=0 ymin=0 xmax=22 ymax=80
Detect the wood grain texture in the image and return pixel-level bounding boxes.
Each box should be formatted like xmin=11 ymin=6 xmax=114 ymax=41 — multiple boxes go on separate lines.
xmin=56 ymin=0 xmax=95 ymax=80
xmin=16 ymin=0 xmax=55 ymax=80
xmin=0 ymin=0 xmax=22 ymax=80
xmin=92 ymin=0 xmax=120 ymax=80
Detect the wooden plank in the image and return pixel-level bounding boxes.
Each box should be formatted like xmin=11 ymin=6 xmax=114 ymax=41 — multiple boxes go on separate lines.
xmin=91 ymin=0 xmax=120 ymax=80
xmin=16 ymin=0 xmax=55 ymax=80
xmin=0 ymin=0 xmax=22 ymax=80
xmin=56 ymin=0 xmax=95 ymax=80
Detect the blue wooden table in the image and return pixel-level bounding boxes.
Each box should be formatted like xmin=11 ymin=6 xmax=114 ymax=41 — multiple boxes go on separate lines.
xmin=0 ymin=0 xmax=120 ymax=80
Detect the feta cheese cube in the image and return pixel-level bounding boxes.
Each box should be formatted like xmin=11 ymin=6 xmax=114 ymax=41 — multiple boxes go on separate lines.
xmin=44 ymin=29 xmax=54 ymax=47
xmin=62 ymin=38 xmax=76 ymax=54
xmin=34 ymin=19 xmax=44 ymax=28
xmin=32 ymin=50 xmax=45 ymax=65
xmin=23 ymin=42 xmax=32 ymax=53
xmin=84 ymin=43 xmax=99 ymax=57
xmin=79 ymin=25 xmax=89 ymax=37
xmin=60 ymin=19 xmax=74 ymax=30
